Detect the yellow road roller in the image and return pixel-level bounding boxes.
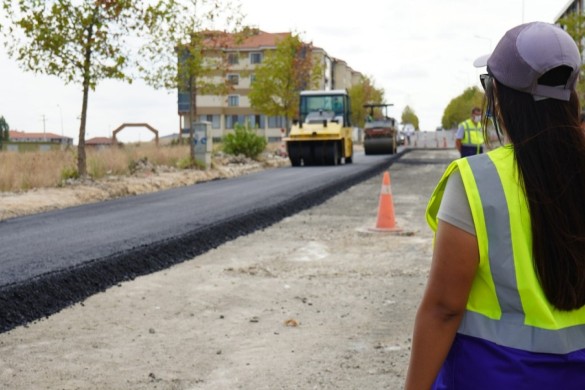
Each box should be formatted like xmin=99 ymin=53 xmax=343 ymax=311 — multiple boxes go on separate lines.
xmin=285 ymin=90 xmax=353 ymax=166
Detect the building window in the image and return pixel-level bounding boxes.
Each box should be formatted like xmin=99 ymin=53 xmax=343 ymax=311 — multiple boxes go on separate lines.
xmin=250 ymin=52 xmax=262 ymax=64
xmin=250 ymin=73 xmax=256 ymax=83
xmin=227 ymin=52 xmax=239 ymax=65
xmin=267 ymin=116 xmax=286 ymax=128
xmin=225 ymin=114 xmax=246 ymax=129
xmin=198 ymin=114 xmax=221 ymax=129
xmin=227 ymin=74 xmax=239 ymax=85
xmin=211 ymin=115 xmax=220 ymax=129
xmin=228 ymin=95 xmax=239 ymax=106
xmin=247 ymin=115 xmax=264 ymax=128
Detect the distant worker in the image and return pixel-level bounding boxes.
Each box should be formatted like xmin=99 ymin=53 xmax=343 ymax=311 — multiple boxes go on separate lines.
xmin=455 ymin=107 xmax=484 ymax=157
xmin=404 ymin=124 xmax=415 ymax=145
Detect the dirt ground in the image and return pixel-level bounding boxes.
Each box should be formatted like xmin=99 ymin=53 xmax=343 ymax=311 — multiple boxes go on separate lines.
xmin=0 ymin=148 xmax=458 ymax=390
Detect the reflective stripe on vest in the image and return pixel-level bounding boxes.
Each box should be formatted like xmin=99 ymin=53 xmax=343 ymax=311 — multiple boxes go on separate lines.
xmin=426 ymin=147 xmax=585 ymax=355
xmin=461 ymin=119 xmax=483 ymax=146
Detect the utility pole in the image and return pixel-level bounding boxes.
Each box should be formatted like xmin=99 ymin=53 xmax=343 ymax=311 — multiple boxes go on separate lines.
xmin=41 ymin=114 xmax=47 ymax=141
xmin=57 ymin=105 xmax=64 ymax=136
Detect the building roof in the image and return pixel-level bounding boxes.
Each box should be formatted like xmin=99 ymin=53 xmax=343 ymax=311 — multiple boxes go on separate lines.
xmin=202 ymin=30 xmax=298 ymax=51
xmin=234 ymin=31 xmax=290 ymax=50
xmin=9 ymin=130 xmax=72 ymax=141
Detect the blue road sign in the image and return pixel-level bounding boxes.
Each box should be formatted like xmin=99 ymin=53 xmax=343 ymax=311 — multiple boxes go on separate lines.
xmin=193 ymin=137 xmax=207 ymax=145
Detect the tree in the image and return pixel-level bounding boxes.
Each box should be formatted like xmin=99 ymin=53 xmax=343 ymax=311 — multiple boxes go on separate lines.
xmin=348 ymin=75 xmax=385 ymax=127
xmin=248 ymin=33 xmax=323 ymax=131
xmin=558 ymin=12 xmax=585 ymax=105
xmin=139 ymin=0 xmax=244 ymax=160
xmin=441 ymin=86 xmax=484 ymax=129
xmin=402 ymin=106 xmax=420 ymax=130
xmin=0 ymin=115 xmax=8 ymax=149
xmin=1 ymin=0 xmax=174 ymax=176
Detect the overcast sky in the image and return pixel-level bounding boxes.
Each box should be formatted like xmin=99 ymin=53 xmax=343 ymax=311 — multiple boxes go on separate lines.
xmin=0 ymin=0 xmax=570 ymax=143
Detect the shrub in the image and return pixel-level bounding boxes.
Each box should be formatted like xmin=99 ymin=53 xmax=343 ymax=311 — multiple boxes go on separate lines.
xmin=60 ymin=166 xmax=79 ymax=182
xmin=222 ymin=122 xmax=267 ymax=159
xmin=176 ymin=156 xmax=197 ymax=169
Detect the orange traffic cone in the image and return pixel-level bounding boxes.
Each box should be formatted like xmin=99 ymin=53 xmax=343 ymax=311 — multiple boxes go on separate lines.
xmin=370 ymin=171 xmax=402 ymax=232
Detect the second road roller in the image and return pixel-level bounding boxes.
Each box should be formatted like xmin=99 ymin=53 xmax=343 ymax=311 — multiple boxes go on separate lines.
xmin=363 ymin=103 xmax=400 ymax=155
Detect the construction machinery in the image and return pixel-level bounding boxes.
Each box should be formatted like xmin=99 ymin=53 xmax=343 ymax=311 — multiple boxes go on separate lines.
xmin=363 ymin=104 xmax=399 ymax=155
xmin=285 ymin=90 xmax=353 ymax=166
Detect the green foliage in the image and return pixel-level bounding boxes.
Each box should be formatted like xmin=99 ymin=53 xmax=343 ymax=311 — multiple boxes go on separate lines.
xmin=140 ymin=1 xmax=244 ymax=92
xmin=1 ymin=1 xmax=166 ymax=176
xmin=176 ymin=156 xmax=194 ymax=170
xmin=348 ymin=75 xmax=386 ymax=127
xmin=223 ymin=122 xmax=267 ymax=159
xmin=139 ymin=0 xmax=244 ymax=162
xmin=0 ymin=116 xmax=9 ymax=145
xmin=441 ymin=86 xmax=484 ymax=129
xmin=248 ymin=33 xmax=323 ymax=129
xmin=1 ymin=0 xmax=147 ymax=88
xmin=60 ymin=166 xmax=79 ymax=182
xmin=401 ymin=106 xmax=420 ymax=130
xmin=558 ymin=12 xmax=585 ymax=105
xmin=176 ymin=156 xmax=205 ymax=170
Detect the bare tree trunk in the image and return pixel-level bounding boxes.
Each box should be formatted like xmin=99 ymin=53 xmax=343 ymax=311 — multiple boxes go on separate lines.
xmin=189 ymin=76 xmax=195 ymax=161
xmin=77 ymin=22 xmax=94 ymax=177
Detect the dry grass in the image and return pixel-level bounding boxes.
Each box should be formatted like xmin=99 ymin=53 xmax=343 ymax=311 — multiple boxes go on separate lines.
xmin=0 ymin=143 xmax=191 ymax=192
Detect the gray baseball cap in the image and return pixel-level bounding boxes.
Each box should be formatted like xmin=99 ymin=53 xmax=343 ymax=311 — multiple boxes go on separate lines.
xmin=474 ymin=22 xmax=581 ymax=101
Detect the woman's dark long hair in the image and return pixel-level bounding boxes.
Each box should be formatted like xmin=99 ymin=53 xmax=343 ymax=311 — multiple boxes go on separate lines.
xmin=485 ymin=68 xmax=585 ymax=311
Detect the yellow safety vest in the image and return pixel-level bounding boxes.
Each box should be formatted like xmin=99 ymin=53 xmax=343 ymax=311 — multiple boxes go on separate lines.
xmin=426 ymin=146 xmax=585 ymax=354
xmin=459 ymin=119 xmax=484 ymax=146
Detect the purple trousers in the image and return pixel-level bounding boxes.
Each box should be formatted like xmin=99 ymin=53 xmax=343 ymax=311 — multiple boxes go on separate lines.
xmin=432 ymin=333 xmax=585 ymax=389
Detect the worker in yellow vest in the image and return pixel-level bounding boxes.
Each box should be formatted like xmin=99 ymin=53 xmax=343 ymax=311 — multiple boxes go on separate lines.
xmin=455 ymin=107 xmax=484 ymax=157
xmin=406 ymin=22 xmax=585 ymax=389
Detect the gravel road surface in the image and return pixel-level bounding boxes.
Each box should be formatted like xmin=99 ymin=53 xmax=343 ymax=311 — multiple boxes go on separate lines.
xmin=0 ymin=148 xmax=459 ymax=389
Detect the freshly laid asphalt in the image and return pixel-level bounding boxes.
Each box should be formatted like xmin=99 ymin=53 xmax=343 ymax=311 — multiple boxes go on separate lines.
xmin=0 ymin=150 xmax=410 ymax=333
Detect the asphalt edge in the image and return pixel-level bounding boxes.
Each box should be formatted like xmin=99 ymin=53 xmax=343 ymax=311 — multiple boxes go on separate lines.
xmin=0 ymin=149 xmax=413 ymax=333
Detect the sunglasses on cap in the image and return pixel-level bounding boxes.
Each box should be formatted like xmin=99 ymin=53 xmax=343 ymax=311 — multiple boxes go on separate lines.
xmin=479 ymin=73 xmax=493 ymax=92
xmin=479 ymin=74 xmax=495 ymax=119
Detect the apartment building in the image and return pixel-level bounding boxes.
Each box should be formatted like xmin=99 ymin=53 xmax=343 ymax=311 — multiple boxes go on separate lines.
xmin=178 ymin=30 xmax=362 ymax=142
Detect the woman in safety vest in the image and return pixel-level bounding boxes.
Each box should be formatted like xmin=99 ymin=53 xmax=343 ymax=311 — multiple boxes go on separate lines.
xmin=405 ymin=22 xmax=585 ymax=389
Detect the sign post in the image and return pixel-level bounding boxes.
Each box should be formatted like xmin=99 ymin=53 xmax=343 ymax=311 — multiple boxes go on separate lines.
xmin=192 ymin=121 xmax=212 ymax=169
